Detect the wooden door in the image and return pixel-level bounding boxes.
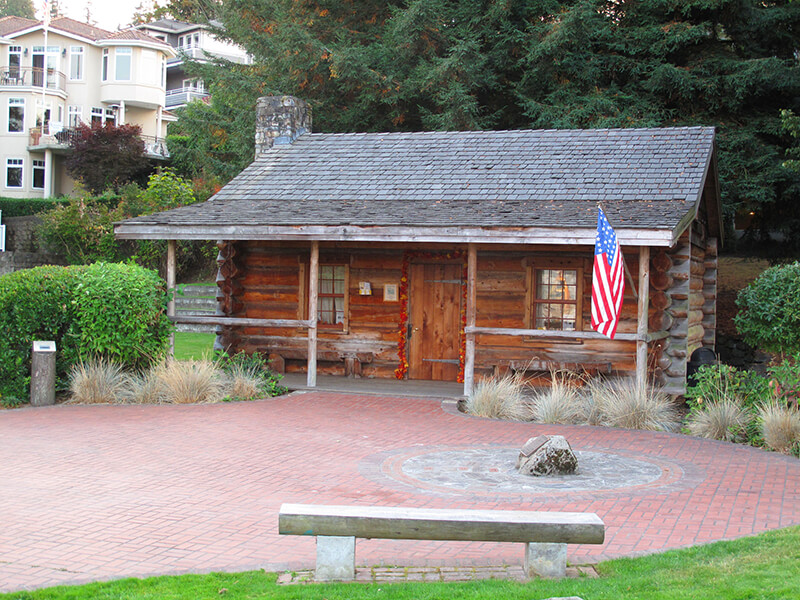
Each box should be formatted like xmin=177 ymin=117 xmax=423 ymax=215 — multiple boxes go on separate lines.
xmin=408 ymin=263 xmax=463 ymax=381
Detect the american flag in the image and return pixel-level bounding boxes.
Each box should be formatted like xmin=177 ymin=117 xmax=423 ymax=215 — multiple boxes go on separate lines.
xmin=591 ymin=208 xmax=625 ymax=339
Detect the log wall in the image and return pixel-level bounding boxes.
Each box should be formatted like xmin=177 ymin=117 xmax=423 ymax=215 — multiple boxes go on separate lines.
xmin=215 ymin=241 xmax=645 ymax=380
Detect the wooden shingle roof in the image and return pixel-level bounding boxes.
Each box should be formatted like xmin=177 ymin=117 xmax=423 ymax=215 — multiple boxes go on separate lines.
xmin=115 ymin=126 xmax=718 ymax=246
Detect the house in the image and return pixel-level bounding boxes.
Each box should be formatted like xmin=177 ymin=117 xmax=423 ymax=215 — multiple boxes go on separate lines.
xmin=136 ymin=19 xmax=250 ymax=110
xmin=115 ymin=96 xmax=722 ymax=397
xmin=0 ymin=15 xmax=176 ymax=198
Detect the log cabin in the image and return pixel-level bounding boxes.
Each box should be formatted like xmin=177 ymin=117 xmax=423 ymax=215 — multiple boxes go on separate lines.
xmin=115 ymin=96 xmax=722 ymax=397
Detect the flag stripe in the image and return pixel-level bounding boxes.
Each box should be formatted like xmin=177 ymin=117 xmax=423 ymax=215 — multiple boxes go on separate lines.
xmin=591 ymin=208 xmax=625 ymax=340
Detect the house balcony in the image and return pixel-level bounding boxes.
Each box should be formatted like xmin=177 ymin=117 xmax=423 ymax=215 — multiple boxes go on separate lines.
xmin=167 ymin=46 xmax=251 ymax=65
xmin=165 ymin=86 xmax=210 ymax=108
xmin=28 ymin=125 xmax=170 ymax=159
xmin=1 ymin=66 xmax=66 ymax=93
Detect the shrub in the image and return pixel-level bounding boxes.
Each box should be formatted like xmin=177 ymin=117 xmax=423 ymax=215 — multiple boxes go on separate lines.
xmin=0 ymin=197 xmax=68 ymax=217
xmin=68 ymin=359 xmax=127 ymax=404
xmin=0 ymin=263 xmax=170 ymax=401
xmin=529 ymin=370 xmax=582 ymax=424
xmin=466 ymin=371 xmax=530 ymax=420
xmin=592 ymin=377 xmax=680 ymax=431
xmin=218 ymin=351 xmax=287 ymax=399
xmin=735 ymin=262 xmax=800 ymax=356
xmin=759 ymin=402 xmax=800 ymax=454
xmin=153 ymin=360 xmax=225 ymax=404
xmin=686 ymin=399 xmax=752 ymax=442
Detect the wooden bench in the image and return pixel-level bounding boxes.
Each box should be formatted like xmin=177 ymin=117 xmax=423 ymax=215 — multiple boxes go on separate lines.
xmin=278 ymin=503 xmax=605 ymax=581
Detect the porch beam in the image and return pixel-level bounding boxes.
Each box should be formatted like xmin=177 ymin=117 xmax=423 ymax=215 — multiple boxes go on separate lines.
xmin=466 ymin=326 xmax=640 ymax=342
xmin=463 ymin=243 xmax=477 ymax=397
xmin=307 ymin=240 xmax=319 ymax=387
xmin=169 ymin=316 xmax=312 ymax=328
xmin=636 ymin=246 xmax=650 ymax=388
xmin=167 ymin=239 xmax=176 ymax=358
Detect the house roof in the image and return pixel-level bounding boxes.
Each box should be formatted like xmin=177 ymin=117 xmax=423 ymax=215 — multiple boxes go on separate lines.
xmin=115 ymin=126 xmax=719 ymax=247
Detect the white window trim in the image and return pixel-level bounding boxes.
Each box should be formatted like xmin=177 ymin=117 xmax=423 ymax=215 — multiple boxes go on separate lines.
xmin=101 ymin=48 xmax=109 ymax=81
xmin=5 ymin=158 xmax=24 ymax=189
xmin=7 ymin=98 xmax=25 ymax=135
xmin=115 ymin=47 xmax=132 ymax=81
xmin=32 ymin=159 xmax=45 ymax=190
xmin=69 ymin=46 xmax=84 ymax=81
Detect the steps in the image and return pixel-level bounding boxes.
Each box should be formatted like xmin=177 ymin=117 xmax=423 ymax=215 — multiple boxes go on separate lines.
xmin=175 ymin=285 xmax=217 ymax=333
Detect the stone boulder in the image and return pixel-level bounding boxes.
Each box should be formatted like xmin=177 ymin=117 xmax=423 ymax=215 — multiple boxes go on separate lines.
xmin=516 ymin=435 xmax=578 ymax=477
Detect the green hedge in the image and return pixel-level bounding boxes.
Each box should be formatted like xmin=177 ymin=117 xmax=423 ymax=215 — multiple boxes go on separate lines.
xmin=0 ymin=198 xmax=69 ymax=217
xmin=0 ymin=263 xmax=171 ymax=403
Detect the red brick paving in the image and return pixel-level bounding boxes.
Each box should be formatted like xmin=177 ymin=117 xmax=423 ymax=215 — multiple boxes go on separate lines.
xmin=1 ymin=391 xmax=800 ymax=591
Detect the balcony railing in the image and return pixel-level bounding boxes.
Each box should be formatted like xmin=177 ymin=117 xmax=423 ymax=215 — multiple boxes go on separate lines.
xmin=165 ymin=86 xmax=210 ymax=108
xmin=167 ymin=47 xmax=252 ymax=65
xmin=1 ymin=66 xmax=67 ymax=92
xmin=29 ymin=126 xmax=170 ymax=159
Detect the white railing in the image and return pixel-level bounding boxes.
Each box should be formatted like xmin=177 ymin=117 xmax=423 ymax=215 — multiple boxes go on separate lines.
xmin=165 ymin=87 xmax=210 ymax=108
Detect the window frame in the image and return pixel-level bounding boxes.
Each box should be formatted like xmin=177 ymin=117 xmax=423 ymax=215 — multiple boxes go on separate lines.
xmin=67 ymin=105 xmax=82 ymax=127
xmin=101 ymin=48 xmax=109 ymax=81
xmin=69 ymin=46 xmax=84 ymax=81
xmin=316 ymin=263 xmax=350 ymax=333
xmin=114 ymin=47 xmax=132 ymax=81
xmin=7 ymin=98 xmax=24 ymax=134
xmin=90 ymin=107 xmax=104 ymax=126
xmin=525 ymin=257 xmax=585 ymax=334
xmin=5 ymin=158 xmax=24 ymax=189
xmin=32 ymin=159 xmax=45 ymax=190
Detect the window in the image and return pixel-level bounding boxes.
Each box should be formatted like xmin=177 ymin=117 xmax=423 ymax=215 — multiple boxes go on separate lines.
xmin=5 ymin=159 xmax=23 ymax=188
xmin=528 ymin=265 xmax=583 ymax=331
xmin=105 ymin=108 xmax=116 ymax=126
xmin=115 ymin=48 xmax=132 ymax=81
xmin=101 ymin=49 xmax=109 ymax=81
xmin=9 ymin=46 xmax=22 ymax=78
xmin=318 ymin=265 xmax=348 ymax=329
xmin=91 ymin=107 xmax=104 ymax=126
xmin=142 ymin=49 xmax=158 ymax=85
xmin=69 ymin=46 xmax=84 ymax=80
xmin=8 ymin=98 xmax=24 ymax=133
xmin=67 ymin=105 xmax=82 ymax=127
xmin=32 ymin=159 xmax=45 ymax=189
xmin=183 ymin=78 xmax=204 ymax=92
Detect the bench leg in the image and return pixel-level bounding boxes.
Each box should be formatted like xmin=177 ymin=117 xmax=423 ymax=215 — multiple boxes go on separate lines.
xmin=524 ymin=542 xmax=567 ymax=579
xmin=315 ymin=535 xmax=355 ymax=581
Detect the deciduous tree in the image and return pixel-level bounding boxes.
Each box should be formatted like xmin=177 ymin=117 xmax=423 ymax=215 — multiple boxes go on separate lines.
xmin=0 ymin=0 xmax=35 ymax=18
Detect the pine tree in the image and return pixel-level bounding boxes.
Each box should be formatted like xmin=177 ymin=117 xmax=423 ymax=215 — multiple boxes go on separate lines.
xmin=0 ymin=0 xmax=35 ymax=18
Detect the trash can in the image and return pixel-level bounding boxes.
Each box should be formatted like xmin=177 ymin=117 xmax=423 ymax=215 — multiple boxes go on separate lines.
xmin=31 ymin=341 xmax=56 ymax=406
xmin=686 ymin=347 xmax=717 ymax=388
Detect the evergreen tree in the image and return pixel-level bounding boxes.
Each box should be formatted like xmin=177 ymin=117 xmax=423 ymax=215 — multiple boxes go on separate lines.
xmin=171 ymin=0 xmax=800 ymax=245
xmin=0 ymin=0 xmax=35 ymax=18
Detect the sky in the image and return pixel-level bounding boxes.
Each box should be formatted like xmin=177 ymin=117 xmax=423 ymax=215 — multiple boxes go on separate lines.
xmin=44 ymin=0 xmax=156 ymax=31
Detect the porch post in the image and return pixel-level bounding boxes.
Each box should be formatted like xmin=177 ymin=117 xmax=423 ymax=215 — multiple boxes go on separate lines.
xmin=463 ymin=243 xmax=477 ymax=397
xmin=636 ymin=246 xmax=650 ymax=388
xmin=44 ymin=149 xmax=53 ymax=198
xmin=307 ymin=240 xmax=319 ymax=387
xmin=167 ymin=239 xmax=176 ymax=359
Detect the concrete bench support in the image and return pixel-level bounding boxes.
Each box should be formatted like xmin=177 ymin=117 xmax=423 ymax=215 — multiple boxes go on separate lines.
xmin=279 ymin=503 xmax=604 ymax=581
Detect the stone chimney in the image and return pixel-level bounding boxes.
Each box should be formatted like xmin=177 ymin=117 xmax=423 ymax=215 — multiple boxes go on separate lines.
xmin=254 ymin=96 xmax=312 ymax=157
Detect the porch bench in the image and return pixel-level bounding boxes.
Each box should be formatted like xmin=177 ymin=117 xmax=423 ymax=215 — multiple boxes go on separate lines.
xmin=268 ymin=351 xmax=373 ymax=376
xmin=278 ymin=503 xmax=605 ymax=581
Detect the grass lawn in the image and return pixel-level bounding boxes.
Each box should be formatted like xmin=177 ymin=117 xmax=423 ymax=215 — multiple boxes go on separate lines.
xmin=3 ymin=525 xmax=799 ymax=599
xmin=173 ymin=332 xmax=216 ymax=361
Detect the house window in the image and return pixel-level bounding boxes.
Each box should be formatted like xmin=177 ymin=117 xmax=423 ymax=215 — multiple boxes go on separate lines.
xmin=105 ymin=108 xmax=116 ymax=126
xmin=101 ymin=49 xmax=109 ymax=81
xmin=69 ymin=46 xmax=84 ymax=80
xmin=90 ymin=107 xmax=104 ymax=126
xmin=115 ymin=48 xmax=132 ymax=81
xmin=531 ymin=268 xmax=581 ymax=331
xmin=9 ymin=46 xmax=22 ymax=78
xmin=32 ymin=159 xmax=45 ymax=189
xmin=67 ymin=105 xmax=82 ymax=127
xmin=8 ymin=98 xmax=24 ymax=133
xmin=5 ymin=158 xmax=23 ymax=188
xmin=318 ymin=265 xmax=348 ymax=329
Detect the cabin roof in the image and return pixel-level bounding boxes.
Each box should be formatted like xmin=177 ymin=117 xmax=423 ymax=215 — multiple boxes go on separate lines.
xmin=115 ymin=126 xmax=719 ymax=246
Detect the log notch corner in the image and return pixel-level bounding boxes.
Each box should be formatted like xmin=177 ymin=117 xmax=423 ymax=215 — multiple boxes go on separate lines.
xmin=214 ymin=241 xmax=245 ymax=352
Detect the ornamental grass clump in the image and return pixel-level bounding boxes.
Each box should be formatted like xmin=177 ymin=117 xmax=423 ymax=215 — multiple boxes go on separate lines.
xmin=759 ymin=401 xmax=800 ymax=454
xmin=119 ymin=370 xmax=166 ymax=404
xmin=222 ymin=364 xmax=265 ymax=401
xmin=68 ymin=358 xmax=127 ymax=404
xmin=592 ymin=377 xmax=680 ymax=432
xmin=466 ymin=371 xmax=530 ymax=421
xmin=686 ymin=399 xmax=752 ymax=442
xmin=529 ymin=370 xmax=582 ymax=424
xmin=154 ymin=360 xmax=225 ymax=404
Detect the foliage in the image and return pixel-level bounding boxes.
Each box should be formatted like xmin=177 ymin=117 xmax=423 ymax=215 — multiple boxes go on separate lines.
xmin=217 ymin=351 xmax=287 ymax=399
xmin=68 ymin=359 xmax=128 ymax=404
xmin=4 ymin=525 xmax=800 ymax=599
xmin=686 ymin=363 xmax=768 ymax=411
xmin=591 ymin=377 xmax=680 ymax=432
xmin=758 ymin=401 xmax=800 ymax=455
xmin=529 ymin=370 xmax=582 ymax=424
xmin=133 ymin=0 xmax=220 ymax=24
xmin=686 ymin=399 xmax=752 ymax=443
xmin=0 ymin=263 xmax=170 ymax=402
xmin=0 ymin=0 xmax=34 ymax=18
xmin=735 ymin=262 xmax=800 ymax=355
xmin=65 ymin=123 xmax=152 ymax=194
xmin=38 ymin=170 xmax=215 ymax=279
xmin=152 ymin=359 xmax=225 ymax=404
xmin=168 ymin=0 xmax=800 ymax=238
xmin=466 ymin=371 xmax=530 ymax=420
xmin=0 ymin=198 xmax=68 ymax=217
